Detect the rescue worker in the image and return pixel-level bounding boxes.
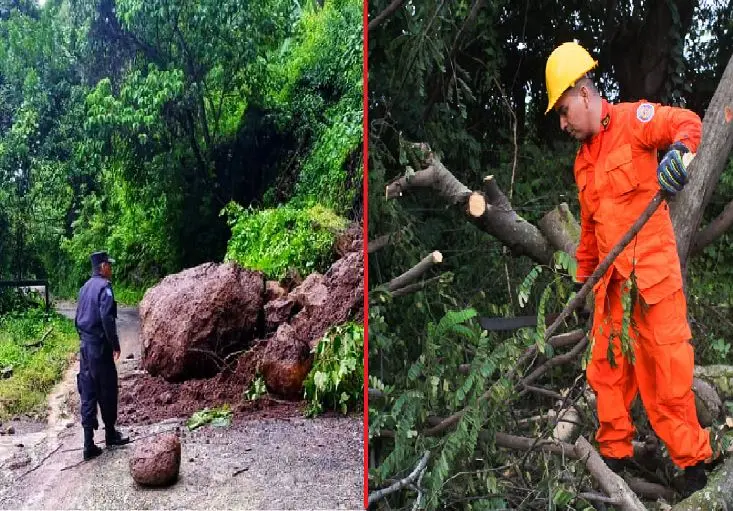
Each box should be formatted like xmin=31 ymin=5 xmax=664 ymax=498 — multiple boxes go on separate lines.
xmin=545 ymin=41 xmax=712 ymax=497
xmin=75 ymin=251 xmax=130 ymax=460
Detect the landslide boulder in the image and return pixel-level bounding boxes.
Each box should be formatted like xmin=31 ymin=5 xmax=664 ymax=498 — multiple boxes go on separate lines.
xmin=139 ymin=262 xmax=264 ymax=381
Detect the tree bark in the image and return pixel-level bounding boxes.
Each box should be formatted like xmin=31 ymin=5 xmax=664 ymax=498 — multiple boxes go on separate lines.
xmin=574 ymin=436 xmax=646 ymax=510
xmin=538 ymin=203 xmax=580 ymax=256
xmin=670 ymin=53 xmax=733 ymax=271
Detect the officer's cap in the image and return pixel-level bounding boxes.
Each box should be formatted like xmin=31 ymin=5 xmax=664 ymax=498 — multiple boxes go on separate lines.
xmin=90 ymin=251 xmax=115 ymax=267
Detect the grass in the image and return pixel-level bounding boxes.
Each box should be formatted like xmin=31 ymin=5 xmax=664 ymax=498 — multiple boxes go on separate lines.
xmin=0 ymin=308 xmax=78 ymax=419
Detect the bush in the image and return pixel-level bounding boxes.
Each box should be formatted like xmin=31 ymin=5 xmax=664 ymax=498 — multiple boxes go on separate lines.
xmin=304 ymin=322 xmax=363 ymax=417
xmin=223 ymin=201 xmax=346 ymax=280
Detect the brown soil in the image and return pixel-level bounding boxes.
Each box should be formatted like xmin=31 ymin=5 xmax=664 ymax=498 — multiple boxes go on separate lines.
xmin=116 ymin=370 xmax=302 ymax=426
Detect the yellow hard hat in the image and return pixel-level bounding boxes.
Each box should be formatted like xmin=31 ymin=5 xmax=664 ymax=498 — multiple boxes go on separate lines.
xmin=544 ymin=42 xmax=598 ymax=114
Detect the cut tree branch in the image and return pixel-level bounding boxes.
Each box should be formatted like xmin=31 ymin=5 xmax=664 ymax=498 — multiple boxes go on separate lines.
xmin=493 ymin=432 xmax=674 ymax=503
xmin=386 ymin=144 xmax=582 ymax=264
xmin=368 ymin=451 xmax=430 ymax=506
xmin=387 ymin=251 xmax=443 ymax=292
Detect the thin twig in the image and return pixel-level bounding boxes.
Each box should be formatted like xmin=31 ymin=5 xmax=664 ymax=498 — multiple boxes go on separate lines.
xmin=518 ymin=338 xmax=588 ymax=393
xmin=520 ymin=384 xmax=564 ymax=400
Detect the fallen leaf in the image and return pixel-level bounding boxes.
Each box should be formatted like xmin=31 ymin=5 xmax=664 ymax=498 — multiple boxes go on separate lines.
xmin=725 ymin=106 xmax=733 ymax=123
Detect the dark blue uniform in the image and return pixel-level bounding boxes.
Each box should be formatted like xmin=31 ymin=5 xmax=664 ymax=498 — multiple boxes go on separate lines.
xmin=75 ymin=273 xmax=120 ymax=431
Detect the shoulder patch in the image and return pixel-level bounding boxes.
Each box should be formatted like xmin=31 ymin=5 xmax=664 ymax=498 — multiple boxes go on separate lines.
xmin=636 ymin=103 xmax=655 ymax=123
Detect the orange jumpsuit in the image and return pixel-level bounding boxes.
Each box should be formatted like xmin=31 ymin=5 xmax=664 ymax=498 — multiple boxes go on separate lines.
xmin=575 ymin=99 xmax=712 ymax=467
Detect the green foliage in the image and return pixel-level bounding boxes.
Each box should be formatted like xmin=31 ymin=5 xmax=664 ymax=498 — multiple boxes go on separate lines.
xmin=0 ymin=308 xmax=78 ymax=418
xmin=186 ymin=404 xmax=233 ymax=431
xmin=304 ymin=322 xmax=363 ymax=417
xmin=0 ymin=0 xmax=361 ymax=304
xmin=369 ymin=303 xmax=521 ymax=509
xmin=223 ymin=201 xmax=346 ymax=279
xmin=263 ymin=0 xmax=363 ymax=213
xmin=244 ymin=374 xmax=268 ymax=401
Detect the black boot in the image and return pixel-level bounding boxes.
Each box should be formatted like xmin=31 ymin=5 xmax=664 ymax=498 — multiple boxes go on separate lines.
xmin=83 ymin=427 xmax=102 ymax=460
xmin=105 ymin=427 xmax=130 ymax=446
xmin=681 ymin=462 xmax=707 ymax=498
xmin=601 ymin=456 xmax=630 ymax=473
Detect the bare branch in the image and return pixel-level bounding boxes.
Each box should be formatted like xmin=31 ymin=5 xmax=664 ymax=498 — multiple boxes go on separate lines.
xmin=574 ymin=436 xmax=646 ymax=510
xmin=368 ymin=451 xmax=431 ymax=506
xmin=368 ymin=0 xmax=407 ymax=32
xmin=392 ymin=275 xmax=444 ymax=297
xmin=387 ymin=252 xmax=443 ymax=291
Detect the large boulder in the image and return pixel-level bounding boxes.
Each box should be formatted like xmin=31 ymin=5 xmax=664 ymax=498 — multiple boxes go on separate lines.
xmin=129 ymin=433 xmax=181 ymax=487
xmin=140 ymin=262 xmax=264 ymax=381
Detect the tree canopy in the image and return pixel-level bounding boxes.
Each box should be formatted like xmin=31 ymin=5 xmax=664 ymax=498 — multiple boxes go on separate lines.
xmin=0 ymin=0 xmax=363 ymax=303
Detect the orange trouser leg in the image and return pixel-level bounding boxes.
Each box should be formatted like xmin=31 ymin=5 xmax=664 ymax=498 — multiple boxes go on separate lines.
xmin=631 ymin=288 xmax=712 ymax=468
xmin=586 ymin=279 xmax=639 ymax=459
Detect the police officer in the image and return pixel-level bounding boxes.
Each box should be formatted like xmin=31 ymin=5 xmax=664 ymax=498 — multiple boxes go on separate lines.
xmin=75 ymin=251 xmax=130 ymax=460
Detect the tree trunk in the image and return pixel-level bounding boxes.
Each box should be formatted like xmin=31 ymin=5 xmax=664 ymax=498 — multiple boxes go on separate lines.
xmin=670 ymin=53 xmax=733 ymax=271
xmin=608 ymin=0 xmax=695 ymax=102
